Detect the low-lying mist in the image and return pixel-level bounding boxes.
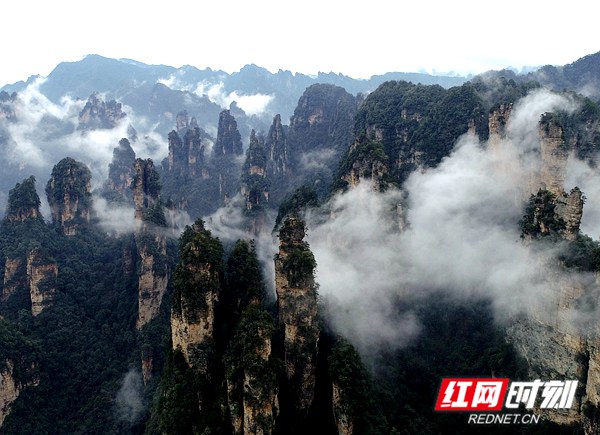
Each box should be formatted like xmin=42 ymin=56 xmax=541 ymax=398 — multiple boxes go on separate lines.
xmin=304 ymin=89 xmax=600 ymax=353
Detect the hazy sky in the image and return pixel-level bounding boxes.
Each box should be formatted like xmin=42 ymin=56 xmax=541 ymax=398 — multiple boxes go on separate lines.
xmin=2 ymin=0 xmax=599 ymax=86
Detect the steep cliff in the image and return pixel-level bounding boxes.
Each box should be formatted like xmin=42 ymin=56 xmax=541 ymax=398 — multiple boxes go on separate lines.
xmin=45 ymin=158 xmax=92 ymax=236
xmin=241 ymin=130 xmax=270 ymax=235
xmin=338 ymin=140 xmax=389 ymax=191
xmin=132 ymin=158 xmax=169 ymax=331
xmin=132 ymin=158 xmax=162 ymax=222
xmin=214 ymin=110 xmax=243 ymax=156
xmin=26 ymin=249 xmax=57 ymax=317
xmin=170 ymin=220 xmax=223 ymax=370
xmin=266 ymin=114 xmax=289 ymax=180
xmin=78 ymin=92 xmax=126 ymax=130
xmin=225 ymin=306 xmax=278 ymax=435
xmin=487 ymin=103 xmax=513 ymax=154
xmin=2 ymin=258 xmax=23 ymax=301
xmin=105 ymin=138 xmax=136 ymax=201
xmin=274 ymin=217 xmax=319 ymax=414
xmin=539 ymin=113 xmax=569 ymax=197
xmin=167 ymin=119 xmax=211 ymax=178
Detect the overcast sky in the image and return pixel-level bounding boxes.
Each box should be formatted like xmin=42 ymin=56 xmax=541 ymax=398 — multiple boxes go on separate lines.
xmin=2 ymin=0 xmax=599 ymax=87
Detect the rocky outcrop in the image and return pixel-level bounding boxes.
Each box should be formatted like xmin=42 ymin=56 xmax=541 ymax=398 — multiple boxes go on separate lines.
xmin=487 ymin=103 xmax=512 ymax=153
xmin=539 ymin=114 xmax=569 ymax=197
xmin=340 ymin=141 xmax=389 ymax=191
xmin=131 ymin=158 xmax=169 ymax=329
xmin=241 ymin=131 xmax=269 ymax=235
xmin=168 ymin=123 xmax=210 ymax=178
xmin=132 ymin=159 xmax=161 ymax=221
xmin=266 ymin=114 xmax=289 ymax=178
xmin=2 ymin=258 xmax=23 ymax=301
xmin=5 ymin=177 xmax=42 ymax=223
xmin=78 ymin=93 xmax=126 ymax=130
xmin=170 ymin=220 xmax=223 ymax=370
xmin=555 ymin=187 xmax=585 ymax=241
xmin=214 ymin=110 xmax=243 ymax=156
xmin=135 ymin=232 xmax=168 ymax=329
xmin=0 ymin=359 xmax=39 ymax=427
xmin=46 ymin=158 xmax=92 ymax=236
xmin=332 ymin=383 xmax=354 ymax=435
xmin=106 ymin=138 xmax=136 ymax=200
xmin=274 ymin=217 xmax=319 ymax=413
xmin=26 ymin=249 xmax=57 ymax=316
xmin=226 ymin=307 xmax=278 ymax=435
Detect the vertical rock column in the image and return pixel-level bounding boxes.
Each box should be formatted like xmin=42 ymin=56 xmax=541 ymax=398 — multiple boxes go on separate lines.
xmin=46 ymin=158 xmax=92 ymax=236
xmin=274 ymin=217 xmax=319 ymax=413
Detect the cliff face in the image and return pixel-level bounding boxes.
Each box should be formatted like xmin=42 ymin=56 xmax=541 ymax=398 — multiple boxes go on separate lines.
xmin=539 ymin=114 xmax=569 ymax=197
xmin=2 ymin=258 xmax=23 ymax=301
xmin=487 ymin=103 xmax=512 ymax=154
xmin=131 ymin=158 xmax=169 ymax=330
xmin=170 ymin=221 xmax=223 ymax=371
xmin=226 ymin=307 xmax=278 ymax=435
xmin=241 ymin=131 xmax=269 ymax=235
xmin=0 ymin=360 xmax=38 ymax=427
xmin=214 ymin=110 xmax=243 ymax=156
xmin=78 ymin=93 xmax=126 ymax=130
xmin=46 ymin=158 xmax=92 ymax=236
xmin=266 ymin=114 xmax=289 ymax=179
xmin=135 ymin=232 xmax=168 ymax=329
xmin=274 ymin=217 xmax=319 ymax=413
xmin=132 ymin=158 xmax=161 ymax=221
xmin=167 ymin=121 xmax=210 ymax=178
xmin=27 ymin=249 xmax=57 ymax=316
xmin=332 ymin=383 xmax=353 ymax=435
xmin=106 ymin=138 xmax=136 ymax=200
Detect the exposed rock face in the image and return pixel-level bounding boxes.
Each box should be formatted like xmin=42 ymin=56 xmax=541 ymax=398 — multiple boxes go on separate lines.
xmin=555 ymin=187 xmax=585 ymax=240
xmin=226 ymin=307 xmax=278 ymax=435
xmin=241 ymin=131 xmax=269 ymax=235
xmin=46 ymin=158 xmax=92 ymax=236
xmin=171 ymin=221 xmax=222 ymax=370
xmin=167 ymin=122 xmax=210 ymax=178
xmin=131 ymin=158 xmax=169 ymax=329
xmin=539 ymin=114 xmax=569 ymax=197
xmin=506 ymin=266 xmax=597 ymax=426
xmin=132 ymin=158 xmax=161 ymax=221
xmin=487 ymin=103 xmax=512 ymax=153
xmin=274 ymin=217 xmax=319 ymax=413
xmin=106 ymin=138 xmax=136 ymax=199
xmin=215 ymin=110 xmax=243 ymax=156
xmin=5 ymin=177 xmax=42 ymax=223
xmin=266 ymin=114 xmax=289 ymax=178
xmin=2 ymin=258 xmax=23 ymax=301
xmin=27 ymin=249 xmax=57 ymax=316
xmin=0 ymin=361 xmax=20 ymax=427
xmin=135 ymin=232 xmax=168 ymax=329
xmin=332 ymin=383 xmax=354 ymax=435
xmin=78 ymin=92 xmax=126 ymax=130
xmin=340 ymin=141 xmax=389 ymax=191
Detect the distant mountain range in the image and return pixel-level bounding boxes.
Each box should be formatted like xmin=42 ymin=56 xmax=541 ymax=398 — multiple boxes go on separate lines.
xmin=1 ymin=54 xmax=468 ymax=129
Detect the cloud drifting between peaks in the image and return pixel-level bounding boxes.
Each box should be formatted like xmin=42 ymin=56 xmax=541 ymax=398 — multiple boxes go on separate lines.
xmin=306 ymin=89 xmax=587 ymax=352
xmin=2 ymin=78 xmax=167 ymax=190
